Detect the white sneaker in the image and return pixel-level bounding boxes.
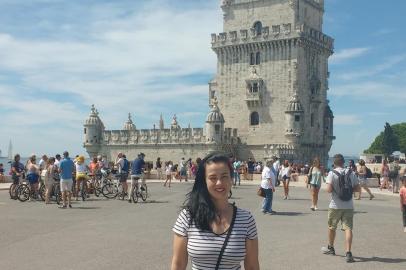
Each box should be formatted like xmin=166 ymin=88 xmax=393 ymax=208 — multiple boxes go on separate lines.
xmin=314 ymin=206 xmax=318 ymax=210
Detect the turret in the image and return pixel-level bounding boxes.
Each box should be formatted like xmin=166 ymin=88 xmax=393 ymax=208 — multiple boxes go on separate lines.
xmin=83 ymin=105 xmax=104 ymax=157
xmin=285 ymin=94 xmax=304 ymax=144
xmin=159 ymin=114 xmax=164 ymax=130
xmin=123 ymin=113 xmax=136 ymax=130
xmin=205 ymin=99 xmax=225 ymax=143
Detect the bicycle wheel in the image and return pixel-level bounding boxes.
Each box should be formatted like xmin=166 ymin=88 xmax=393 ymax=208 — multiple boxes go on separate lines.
xmin=17 ymin=184 xmax=30 ymax=202
xmin=39 ymin=184 xmax=46 ymax=201
xmin=132 ymin=187 xmax=139 ymax=203
xmin=9 ymin=183 xmax=17 ymax=200
xmin=55 ymin=188 xmax=61 ymax=205
xmin=140 ymin=185 xmax=147 ymax=201
xmin=81 ymin=181 xmax=87 ymax=201
xmin=117 ymin=183 xmax=125 ymax=200
xmin=102 ymin=183 xmax=118 ymax=199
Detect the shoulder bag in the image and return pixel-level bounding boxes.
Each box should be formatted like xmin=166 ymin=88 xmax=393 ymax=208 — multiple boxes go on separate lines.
xmin=215 ymin=205 xmax=237 ymax=270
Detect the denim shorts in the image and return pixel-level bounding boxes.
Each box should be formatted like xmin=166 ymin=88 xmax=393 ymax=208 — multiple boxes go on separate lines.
xmin=27 ymin=174 xmax=39 ymax=184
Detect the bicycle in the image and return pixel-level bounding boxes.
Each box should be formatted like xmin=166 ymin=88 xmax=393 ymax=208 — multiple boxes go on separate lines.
xmin=17 ymin=181 xmax=40 ymax=202
xmin=101 ymin=175 xmax=126 ymax=200
xmin=130 ymin=181 xmax=148 ymax=203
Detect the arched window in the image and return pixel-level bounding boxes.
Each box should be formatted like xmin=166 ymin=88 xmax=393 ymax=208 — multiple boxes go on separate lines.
xmin=253 ymin=21 xmax=262 ymax=35
xmin=250 ymin=112 xmax=259 ymax=126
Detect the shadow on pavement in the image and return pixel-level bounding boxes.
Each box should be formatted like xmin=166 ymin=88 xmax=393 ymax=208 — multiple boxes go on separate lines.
xmin=71 ymin=206 xmax=101 ymax=210
xmin=288 ymin=198 xmax=311 ymax=201
xmin=273 ymin=211 xmax=307 ymax=216
xmin=141 ymin=200 xmax=169 ymax=204
xmin=354 ymin=256 xmax=406 ymax=264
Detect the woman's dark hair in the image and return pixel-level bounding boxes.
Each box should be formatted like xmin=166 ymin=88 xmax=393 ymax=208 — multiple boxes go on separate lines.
xmin=184 ymin=152 xmax=232 ymax=231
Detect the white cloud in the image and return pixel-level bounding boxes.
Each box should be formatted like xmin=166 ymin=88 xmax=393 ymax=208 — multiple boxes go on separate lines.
xmin=0 ymin=0 xmax=222 ymax=155
xmin=330 ymin=47 xmax=370 ymax=64
xmin=335 ymin=54 xmax=406 ymax=80
xmin=334 ymin=114 xmax=361 ymax=126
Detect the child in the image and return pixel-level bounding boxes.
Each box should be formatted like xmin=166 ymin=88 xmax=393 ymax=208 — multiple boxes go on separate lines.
xmin=164 ymin=161 xmax=172 ymax=188
xmin=0 ymin=163 xmax=5 ymax=183
xmin=400 ymin=179 xmax=406 ymax=233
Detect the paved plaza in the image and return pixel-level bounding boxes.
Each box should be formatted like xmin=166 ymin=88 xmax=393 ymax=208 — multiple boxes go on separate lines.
xmin=0 ymin=181 xmax=405 ymax=270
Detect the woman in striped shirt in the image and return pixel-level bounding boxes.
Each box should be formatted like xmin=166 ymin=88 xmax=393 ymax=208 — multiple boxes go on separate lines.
xmin=171 ymin=153 xmax=259 ymax=270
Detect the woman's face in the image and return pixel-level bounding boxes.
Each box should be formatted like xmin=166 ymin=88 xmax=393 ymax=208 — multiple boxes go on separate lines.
xmin=205 ymin=162 xmax=232 ymax=202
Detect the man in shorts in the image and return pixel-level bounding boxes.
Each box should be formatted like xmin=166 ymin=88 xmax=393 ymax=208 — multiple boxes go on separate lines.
xmin=128 ymin=153 xmax=146 ymax=203
xmin=322 ymin=154 xmax=360 ymax=263
xmin=59 ymin=151 xmax=74 ymax=208
xmin=179 ymin=157 xmax=188 ymax=182
xmin=115 ymin=153 xmax=129 ymax=196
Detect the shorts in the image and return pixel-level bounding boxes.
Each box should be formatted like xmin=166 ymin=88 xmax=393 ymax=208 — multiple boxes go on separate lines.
xmin=282 ymin=175 xmax=289 ymax=181
xmin=76 ymin=174 xmax=87 ymax=182
xmin=27 ymin=174 xmax=39 ymax=184
xmin=60 ymin=179 xmax=73 ymax=192
xmin=328 ymin=208 xmax=354 ymax=231
xmin=131 ymin=174 xmax=143 ymax=180
xmin=119 ymin=173 xmax=128 ymax=183
xmin=359 ymin=177 xmax=368 ymax=186
xmin=311 ymin=184 xmax=320 ymax=189
xmin=180 ymin=169 xmax=187 ymax=177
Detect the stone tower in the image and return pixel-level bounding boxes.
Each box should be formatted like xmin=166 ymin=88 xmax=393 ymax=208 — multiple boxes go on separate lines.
xmin=210 ymin=0 xmax=334 ymax=164
xmin=83 ymin=105 xmax=105 ymax=158
xmin=205 ymin=99 xmax=225 ymax=143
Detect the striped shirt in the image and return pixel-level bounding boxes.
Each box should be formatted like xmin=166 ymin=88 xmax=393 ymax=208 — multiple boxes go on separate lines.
xmin=173 ymin=207 xmax=257 ymax=270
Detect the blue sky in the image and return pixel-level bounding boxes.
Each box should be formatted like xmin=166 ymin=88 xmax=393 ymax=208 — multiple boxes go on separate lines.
xmin=0 ymin=0 xmax=404 ymax=157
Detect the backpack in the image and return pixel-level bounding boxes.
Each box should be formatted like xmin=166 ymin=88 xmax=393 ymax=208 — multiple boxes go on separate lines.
xmin=365 ymin=167 xmax=373 ymax=178
xmin=122 ymin=159 xmax=129 ymax=172
xmin=332 ymin=169 xmax=353 ymax=201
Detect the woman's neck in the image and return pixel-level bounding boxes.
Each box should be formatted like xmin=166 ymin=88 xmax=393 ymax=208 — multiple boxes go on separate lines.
xmin=213 ymin=199 xmax=231 ymax=217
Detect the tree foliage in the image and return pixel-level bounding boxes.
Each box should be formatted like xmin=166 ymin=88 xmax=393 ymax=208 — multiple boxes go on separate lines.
xmin=365 ymin=122 xmax=406 ymax=155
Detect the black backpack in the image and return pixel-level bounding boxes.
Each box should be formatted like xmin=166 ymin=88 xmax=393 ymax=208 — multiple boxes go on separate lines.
xmin=333 ymin=169 xmax=353 ymax=201
xmin=365 ymin=167 xmax=373 ymax=178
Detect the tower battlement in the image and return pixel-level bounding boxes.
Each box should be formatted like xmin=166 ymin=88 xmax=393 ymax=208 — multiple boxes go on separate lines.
xmin=211 ymin=23 xmax=333 ymax=52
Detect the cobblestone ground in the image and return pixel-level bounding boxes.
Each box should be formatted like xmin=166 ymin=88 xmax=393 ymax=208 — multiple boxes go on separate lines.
xmin=0 ymin=182 xmax=405 ymax=270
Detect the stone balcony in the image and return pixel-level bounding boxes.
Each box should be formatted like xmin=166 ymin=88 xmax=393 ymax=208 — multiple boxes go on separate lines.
xmin=245 ymin=89 xmax=263 ymax=107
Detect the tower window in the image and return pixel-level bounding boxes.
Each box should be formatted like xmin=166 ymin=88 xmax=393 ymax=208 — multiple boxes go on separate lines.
xmin=250 ymin=53 xmax=255 ymax=65
xmin=295 ymin=115 xmax=300 ymax=122
xmin=252 ymin=83 xmax=259 ymax=93
xmin=84 ymin=128 xmax=87 ymax=134
xmin=256 ymin=52 xmax=261 ymax=65
xmin=253 ymin=21 xmax=262 ymax=35
xmin=215 ymin=124 xmax=220 ymax=135
xmin=250 ymin=52 xmax=261 ymax=65
xmin=311 ymin=113 xmax=314 ymax=127
xmin=250 ymin=112 xmax=259 ymax=126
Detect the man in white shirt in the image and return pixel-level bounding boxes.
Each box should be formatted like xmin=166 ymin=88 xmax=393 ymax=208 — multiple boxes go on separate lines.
xmin=261 ymin=159 xmax=276 ymax=214
xmin=322 ymin=154 xmax=360 ymax=263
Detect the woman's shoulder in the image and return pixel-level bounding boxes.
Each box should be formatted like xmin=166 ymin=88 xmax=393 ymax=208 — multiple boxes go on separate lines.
xmin=236 ymin=207 xmax=255 ymax=221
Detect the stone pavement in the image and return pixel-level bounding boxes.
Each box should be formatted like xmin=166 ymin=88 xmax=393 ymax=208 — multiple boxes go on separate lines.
xmin=0 ymin=181 xmax=404 ymax=270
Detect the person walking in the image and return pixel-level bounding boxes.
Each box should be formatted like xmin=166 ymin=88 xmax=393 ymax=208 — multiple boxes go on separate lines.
xmin=59 ymin=151 xmax=74 ymax=208
xmin=261 ymin=159 xmax=276 ymax=215
xmin=380 ymin=160 xmax=390 ymax=190
xmin=322 ymin=154 xmax=360 ymax=263
xmin=232 ymin=159 xmax=241 ymax=187
xmin=280 ymin=160 xmax=291 ymax=199
xmin=171 ymin=152 xmax=259 ymax=270
xmin=164 ymin=161 xmax=172 ymax=188
xmin=399 ymin=180 xmax=406 ymax=233
xmin=308 ymin=158 xmax=324 ymax=211
xmin=156 ymin=157 xmax=163 ymax=180
xmin=390 ymin=160 xmax=401 ymax=193
xmin=44 ymin=157 xmax=56 ymax=204
xmin=356 ymin=160 xmax=374 ymax=200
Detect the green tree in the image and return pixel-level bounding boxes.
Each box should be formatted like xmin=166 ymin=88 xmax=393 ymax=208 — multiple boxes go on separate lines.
xmin=382 ymin=122 xmax=399 ymax=157
xmin=365 ymin=122 xmax=406 ymax=155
